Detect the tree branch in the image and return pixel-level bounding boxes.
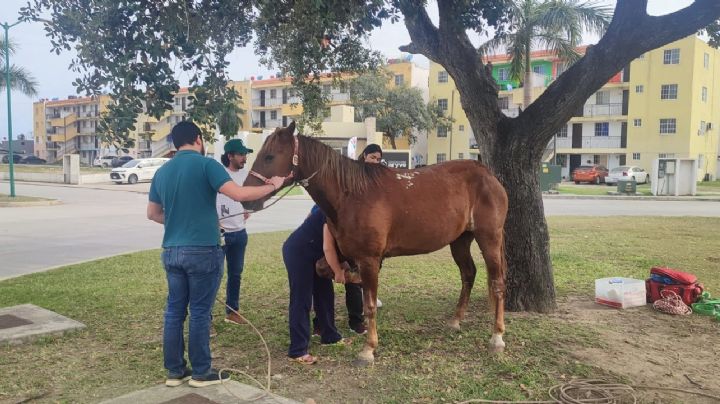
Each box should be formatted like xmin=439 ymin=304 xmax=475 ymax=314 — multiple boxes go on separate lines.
xmin=397 ymin=1 xmax=441 ymax=61
xmin=516 ymin=0 xmax=720 ymax=149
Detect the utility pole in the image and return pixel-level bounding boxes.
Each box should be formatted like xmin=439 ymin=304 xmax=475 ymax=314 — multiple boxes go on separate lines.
xmin=2 ymin=20 xmax=21 ymax=197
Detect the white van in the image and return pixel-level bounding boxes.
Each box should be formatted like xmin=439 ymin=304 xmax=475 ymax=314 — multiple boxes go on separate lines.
xmin=110 ymin=158 xmax=169 ymax=184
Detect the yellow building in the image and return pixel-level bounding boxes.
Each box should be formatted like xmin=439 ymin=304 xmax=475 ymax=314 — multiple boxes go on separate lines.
xmin=428 ymin=36 xmax=720 ymax=181
xmin=32 ymin=94 xmax=111 ymax=164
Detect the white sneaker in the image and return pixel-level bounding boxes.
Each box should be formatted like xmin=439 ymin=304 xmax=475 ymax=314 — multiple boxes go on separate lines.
xmin=376 ymin=298 xmax=383 ymax=308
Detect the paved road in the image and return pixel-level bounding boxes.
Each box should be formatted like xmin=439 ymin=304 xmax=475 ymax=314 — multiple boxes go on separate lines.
xmin=1 ymin=181 xmax=718 ymax=280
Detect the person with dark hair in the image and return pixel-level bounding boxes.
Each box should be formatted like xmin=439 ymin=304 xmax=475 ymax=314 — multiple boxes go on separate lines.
xmin=147 ymin=121 xmax=285 ymax=388
xmin=284 ymin=205 xmax=351 ymax=365
xmin=216 ymin=139 xmax=253 ymax=325
xmin=359 ymin=143 xmax=383 ymax=164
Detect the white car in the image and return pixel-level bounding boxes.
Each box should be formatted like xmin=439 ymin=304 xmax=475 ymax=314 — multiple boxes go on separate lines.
xmin=93 ymin=155 xmax=116 ymax=168
xmin=605 ymin=165 xmax=649 ymax=185
xmin=110 ymin=158 xmax=169 ymax=184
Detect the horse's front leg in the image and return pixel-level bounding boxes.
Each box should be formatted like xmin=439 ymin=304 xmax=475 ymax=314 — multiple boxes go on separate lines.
xmin=354 ymin=257 xmax=381 ymax=366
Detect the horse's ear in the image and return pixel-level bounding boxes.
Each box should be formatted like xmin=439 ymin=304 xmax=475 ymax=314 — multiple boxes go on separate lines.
xmin=287 ymin=121 xmax=296 ymax=135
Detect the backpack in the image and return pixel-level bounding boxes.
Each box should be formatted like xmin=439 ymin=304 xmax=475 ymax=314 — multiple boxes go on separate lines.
xmin=646 ymin=266 xmax=704 ymax=306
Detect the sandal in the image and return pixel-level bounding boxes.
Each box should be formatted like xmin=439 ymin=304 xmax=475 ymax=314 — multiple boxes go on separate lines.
xmin=288 ymin=354 xmax=317 ymax=365
xmin=321 ymin=337 xmax=353 ymax=347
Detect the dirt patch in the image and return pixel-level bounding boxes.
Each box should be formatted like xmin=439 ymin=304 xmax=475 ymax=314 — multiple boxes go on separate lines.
xmin=554 ymin=296 xmax=720 ymax=403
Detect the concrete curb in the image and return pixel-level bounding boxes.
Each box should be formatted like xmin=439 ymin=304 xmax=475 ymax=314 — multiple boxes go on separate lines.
xmin=0 ymin=199 xmax=62 ymax=207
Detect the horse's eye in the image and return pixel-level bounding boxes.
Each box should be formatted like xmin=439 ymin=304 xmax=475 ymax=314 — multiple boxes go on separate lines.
xmin=264 ymin=155 xmax=274 ymax=162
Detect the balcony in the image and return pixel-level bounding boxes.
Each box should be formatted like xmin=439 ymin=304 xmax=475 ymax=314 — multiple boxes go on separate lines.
xmin=556 ymin=136 xmax=623 ymax=149
xmin=581 ymin=103 xmax=624 ymax=117
xmin=252 ymin=98 xmax=283 ymax=108
xmin=49 ymin=113 xmax=78 ymax=127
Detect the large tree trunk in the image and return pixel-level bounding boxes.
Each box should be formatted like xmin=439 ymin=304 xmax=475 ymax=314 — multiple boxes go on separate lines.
xmin=492 ymin=139 xmax=556 ymax=312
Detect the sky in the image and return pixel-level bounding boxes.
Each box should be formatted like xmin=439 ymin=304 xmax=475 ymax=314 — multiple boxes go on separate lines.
xmin=0 ymin=0 xmax=694 ymax=137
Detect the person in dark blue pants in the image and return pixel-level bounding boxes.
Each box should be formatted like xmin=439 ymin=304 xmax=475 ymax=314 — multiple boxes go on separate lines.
xmin=283 ymin=205 xmax=347 ymax=364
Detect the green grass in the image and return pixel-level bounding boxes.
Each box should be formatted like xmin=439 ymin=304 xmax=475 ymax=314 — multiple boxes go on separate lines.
xmin=698 ymin=180 xmax=720 ymax=194
xmin=279 ymin=186 xmax=306 ymax=197
xmin=1 ymin=217 xmax=719 ymax=403
xmin=0 ymin=193 xmax=54 ymax=203
xmin=0 ymin=163 xmax=108 ymax=174
xmin=557 ymin=183 xmax=652 ymax=196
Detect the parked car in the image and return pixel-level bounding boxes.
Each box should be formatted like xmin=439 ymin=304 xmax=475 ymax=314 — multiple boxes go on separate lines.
xmin=20 ymin=155 xmax=46 ymax=165
xmin=111 ymin=155 xmax=134 ymax=168
xmin=605 ymin=165 xmax=649 ymax=185
xmin=93 ymin=155 xmax=116 ymax=168
xmin=572 ymin=165 xmax=609 ymax=184
xmin=1 ymin=154 xmax=23 ymax=164
xmin=110 ymin=158 xmax=169 ymax=184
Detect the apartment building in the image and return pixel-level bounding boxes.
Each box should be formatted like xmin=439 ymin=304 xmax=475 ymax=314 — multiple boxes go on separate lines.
xmin=427 ymin=35 xmax=720 ymax=181
xmin=32 ymin=95 xmax=111 ymax=164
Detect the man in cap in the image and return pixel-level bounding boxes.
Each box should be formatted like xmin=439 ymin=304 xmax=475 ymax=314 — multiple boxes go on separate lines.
xmin=217 ymin=139 xmax=253 ymax=325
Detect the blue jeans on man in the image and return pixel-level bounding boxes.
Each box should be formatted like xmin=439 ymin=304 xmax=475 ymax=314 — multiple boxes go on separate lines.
xmin=222 ymin=229 xmax=248 ymax=314
xmin=162 ymin=246 xmax=224 ymax=378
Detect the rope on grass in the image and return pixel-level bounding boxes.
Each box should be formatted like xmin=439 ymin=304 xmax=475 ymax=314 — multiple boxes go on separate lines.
xmin=653 ymin=290 xmax=692 ymax=315
xmin=456 ymin=378 xmax=720 ymax=404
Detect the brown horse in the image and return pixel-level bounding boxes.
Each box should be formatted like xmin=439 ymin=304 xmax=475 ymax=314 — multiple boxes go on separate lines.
xmin=243 ymin=122 xmax=508 ymax=365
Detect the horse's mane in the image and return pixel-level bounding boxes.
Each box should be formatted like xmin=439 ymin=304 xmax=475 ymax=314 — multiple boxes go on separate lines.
xmin=297 ymin=134 xmax=385 ymax=194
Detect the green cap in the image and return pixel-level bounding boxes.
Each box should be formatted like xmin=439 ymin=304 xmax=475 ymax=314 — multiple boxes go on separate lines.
xmin=224 ymin=139 xmax=253 ymax=154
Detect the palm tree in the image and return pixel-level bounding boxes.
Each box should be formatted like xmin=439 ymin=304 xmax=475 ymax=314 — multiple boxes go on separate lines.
xmin=480 ymin=0 xmax=611 ymax=108
xmin=0 ymin=37 xmax=39 ymax=97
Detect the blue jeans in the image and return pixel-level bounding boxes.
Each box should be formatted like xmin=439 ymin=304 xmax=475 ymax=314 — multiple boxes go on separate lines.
xmin=222 ymin=230 xmax=248 ymax=314
xmin=161 ymin=246 xmax=224 ymax=378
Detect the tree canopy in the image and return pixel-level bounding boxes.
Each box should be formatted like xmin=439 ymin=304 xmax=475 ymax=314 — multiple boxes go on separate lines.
xmin=349 ymin=69 xmax=451 ymax=149
xmin=0 ymin=37 xmax=39 ymax=97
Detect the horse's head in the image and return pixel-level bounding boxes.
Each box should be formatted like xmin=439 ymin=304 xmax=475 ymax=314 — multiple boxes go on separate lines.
xmin=241 ymin=121 xmax=297 ymax=210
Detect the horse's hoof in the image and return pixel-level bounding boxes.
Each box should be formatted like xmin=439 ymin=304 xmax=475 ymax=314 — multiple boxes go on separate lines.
xmin=352 ymin=358 xmax=374 ymax=367
xmin=488 ymin=333 xmax=505 ymax=354
xmin=447 ymin=318 xmax=461 ymax=331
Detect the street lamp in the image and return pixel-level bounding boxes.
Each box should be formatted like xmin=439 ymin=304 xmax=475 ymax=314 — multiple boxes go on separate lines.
xmin=2 ymin=20 xmax=21 ymax=198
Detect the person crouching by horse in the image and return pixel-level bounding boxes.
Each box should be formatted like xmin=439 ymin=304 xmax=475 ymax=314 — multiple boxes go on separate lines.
xmin=147 ymin=121 xmax=285 ymax=387
xmin=283 ymin=204 xmax=351 ymax=364
xmin=217 ymin=139 xmax=253 ymax=326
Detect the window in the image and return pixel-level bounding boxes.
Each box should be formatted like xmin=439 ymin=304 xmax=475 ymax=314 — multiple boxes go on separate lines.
xmin=633 ymin=119 xmax=642 ymax=127
xmin=700 ymin=120 xmax=706 ymax=135
xmin=532 ymin=65 xmax=545 ymax=75
xmin=270 ymin=110 xmax=277 ymax=120
xmin=619 ymin=155 xmax=627 ymax=165
xmin=438 ymin=71 xmax=448 ymax=83
xmin=555 ymin=154 xmax=567 ymax=167
xmin=704 ymin=53 xmax=710 ymax=69
xmin=437 ymin=99 xmax=448 ymax=111
xmin=594 ymin=122 xmax=609 ymax=137
xmin=270 ymin=89 xmax=276 ymax=99
xmin=498 ymin=97 xmax=509 ymax=109
xmin=437 ymin=126 xmax=448 ymax=138
xmin=702 ymin=86 xmax=708 ymax=102
xmin=458 ymin=153 xmax=464 ymax=159
xmin=436 ymin=153 xmax=447 ymax=163
xmin=459 ymin=124 xmax=465 ymax=132
xmin=394 ymin=74 xmax=404 ymax=86
xmin=498 ymin=68 xmax=509 ymax=81
xmin=659 ymin=153 xmax=675 ymax=158
xmin=595 ymin=91 xmax=610 ymax=105
xmin=593 ymin=155 xmax=600 ymax=165
xmin=556 ymin=125 xmax=568 ymax=138
xmin=663 ymin=48 xmax=680 ymax=64
xmin=660 ymin=84 xmax=678 ymax=100
xmin=632 ymin=153 xmax=641 ymax=160
xmin=635 ymin=85 xmax=644 ymax=93
xmin=659 ymin=118 xmax=677 ymax=134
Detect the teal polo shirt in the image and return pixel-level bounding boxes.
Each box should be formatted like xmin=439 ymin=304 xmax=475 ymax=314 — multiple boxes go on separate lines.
xmin=149 ymin=150 xmax=232 ymax=247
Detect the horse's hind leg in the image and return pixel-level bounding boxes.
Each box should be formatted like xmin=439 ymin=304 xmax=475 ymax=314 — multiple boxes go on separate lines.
xmin=355 ymin=256 xmax=382 ymax=367
xmin=475 ymin=228 xmax=506 ymax=354
xmin=448 ymin=232 xmax=477 ymax=331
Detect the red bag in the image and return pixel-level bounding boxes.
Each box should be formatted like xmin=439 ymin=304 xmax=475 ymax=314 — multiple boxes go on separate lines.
xmin=646 ymin=266 xmax=704 ymax=306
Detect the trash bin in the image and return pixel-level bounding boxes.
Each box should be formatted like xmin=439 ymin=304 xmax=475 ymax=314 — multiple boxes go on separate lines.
xmin=540 ymin=163 xmax=562 ymax=191
xmin=617 ymin=179 xmax=636 ymax=194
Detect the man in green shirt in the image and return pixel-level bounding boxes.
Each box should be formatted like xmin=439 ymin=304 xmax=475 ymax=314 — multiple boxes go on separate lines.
xmin=147 ymin=121 xmax=284 ymax=388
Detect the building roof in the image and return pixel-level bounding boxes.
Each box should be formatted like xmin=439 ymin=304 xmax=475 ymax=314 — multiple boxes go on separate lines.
xmin=484 ymin=45 xmax=590 ymax=64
